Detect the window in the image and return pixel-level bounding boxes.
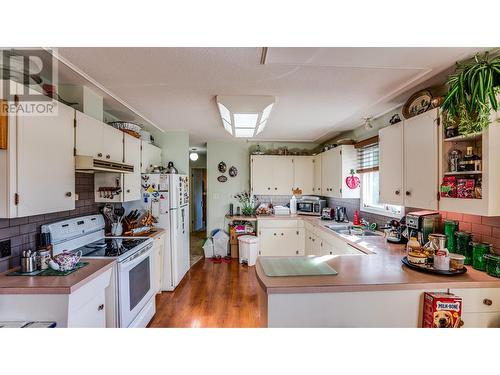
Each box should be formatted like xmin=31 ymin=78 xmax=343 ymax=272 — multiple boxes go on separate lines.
xmin=361 ymin=171 xmax=403 ymax=218
xmin=355 ymin=136 xmax=403 ymax=218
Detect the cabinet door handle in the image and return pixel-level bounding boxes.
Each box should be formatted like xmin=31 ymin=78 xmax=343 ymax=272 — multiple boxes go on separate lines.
xmin=97 ymin=304 xmax=104 ymax=311
xmin=274 ymin=187 xmax=277 ymax=190
xmin=267 ymin=187 xmax=270 ymax=190
xmin=483 ymin=298 xmax=493 ymax=306
xmin=97 ymin=152 xmax=103 ymax=157
xmin=395 ymin=190 xmax=400 ymax=195
xmin=405 ymin=191 xmax=411 ymax=196
xmin=65 ymin=192 xmax=72 ymax=197
xmin=126 ymin=189 xmax=130 ymax=193
xmin=273 ymin=233 xmax=276 ymax=236
xmin=106 ymin=154 xmax=110 ymax=159
xmin=281 ymin=233 xmax=284 ymax=236
xmin=296 ymin=250 xmax=299 ymax=255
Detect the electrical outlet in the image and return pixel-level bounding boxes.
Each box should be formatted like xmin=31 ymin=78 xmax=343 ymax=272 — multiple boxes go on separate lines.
xmin=0 ymin=239 xmax=11 ymax=258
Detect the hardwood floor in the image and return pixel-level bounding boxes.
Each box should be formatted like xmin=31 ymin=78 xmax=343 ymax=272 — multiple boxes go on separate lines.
xmin=149 ymin=259 xmax=262 ymax=328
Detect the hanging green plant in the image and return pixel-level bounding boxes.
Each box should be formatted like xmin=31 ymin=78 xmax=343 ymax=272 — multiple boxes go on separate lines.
xmin=442 ymin=51 xmax=500 ymax=134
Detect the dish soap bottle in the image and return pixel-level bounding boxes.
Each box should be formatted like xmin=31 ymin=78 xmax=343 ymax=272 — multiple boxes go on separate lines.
xmin=353 ymin=210 xmax=361 ymax=226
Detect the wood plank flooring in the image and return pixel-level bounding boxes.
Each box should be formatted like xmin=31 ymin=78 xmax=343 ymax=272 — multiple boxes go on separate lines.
xmin=148 ymin=259 xmax=262 ymax=328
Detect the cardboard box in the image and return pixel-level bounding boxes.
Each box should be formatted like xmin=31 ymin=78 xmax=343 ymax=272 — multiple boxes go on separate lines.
xmin=422 ymin=292 xmax=462 ymax=328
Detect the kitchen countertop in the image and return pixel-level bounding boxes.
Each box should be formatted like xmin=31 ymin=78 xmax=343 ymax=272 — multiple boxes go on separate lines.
xmin=255 ymin=215 xmax=500 ymax=294
xmin=106 ymin=228 xmax=166 ymax=239
xmin=0 ymin=258 xmax=116 ymax=295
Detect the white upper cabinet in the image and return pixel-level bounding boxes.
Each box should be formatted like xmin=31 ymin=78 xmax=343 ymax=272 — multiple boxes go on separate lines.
xmin=292 ymin=156 xmax=314 ymax=195
xmin=272 ymin=157 xmax=294 ymax=195
xmin=17 ymin=101 xmax=76 ymax=217
xmin=378 ymin=108 xmax=439 ymax=210
xmin=312 ymin=154 xmax=322 ymax=194
xmin=75 ymin=111 xmax=124 ymax=163
xmin=141 ymin=141 xmax=162 ymax=173
xmin=321 ymin=145 xmax=359 ymax=199
xmin=404 ymin=108 xmax=439 ymax=210
xmin=0 ymin=80 xmax=76 ymax=218
xmin=251 ymin=155 xmax=293 ymax=195
xmin=379 ymin=122 xmax=404 ymax=206
xmin=123 ymin=134 xmax=142 ymax=202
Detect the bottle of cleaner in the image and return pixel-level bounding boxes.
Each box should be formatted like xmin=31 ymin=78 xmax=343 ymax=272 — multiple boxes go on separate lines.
xmin=289 ymin=195 xmax=297 ymax=215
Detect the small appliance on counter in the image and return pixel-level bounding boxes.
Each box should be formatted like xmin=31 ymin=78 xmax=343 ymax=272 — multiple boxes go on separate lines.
xmin=334 ymin=206 xmax=348 ymax=222
xmin=405 ymin=210 xmax=441 ymax=245
xmin=321 ymin=207 xmax=335 ymax=220
xmin=382 ymin=218 xmax=408 ymax=244
xmin=296 ymin=196 xmax=326 ymax=216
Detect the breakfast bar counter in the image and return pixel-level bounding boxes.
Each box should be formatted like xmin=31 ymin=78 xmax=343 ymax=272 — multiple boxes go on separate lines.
xmin=254 ymin=215 xmax=500 ymax=327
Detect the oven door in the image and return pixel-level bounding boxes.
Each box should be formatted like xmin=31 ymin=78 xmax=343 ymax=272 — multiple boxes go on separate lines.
xmin=297 ymin=202 xmax=313 ymax=214
xmin=118 ymin=243 xmax=155 ymax=327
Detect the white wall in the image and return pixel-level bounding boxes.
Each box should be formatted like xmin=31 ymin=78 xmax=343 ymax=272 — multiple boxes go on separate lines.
xmin=156 ymin=131 xmax=189 ymax=174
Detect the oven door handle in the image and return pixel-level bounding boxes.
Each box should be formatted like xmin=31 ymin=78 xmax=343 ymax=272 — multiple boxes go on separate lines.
xmin=120 ymin=243 xmax=153 ymax=266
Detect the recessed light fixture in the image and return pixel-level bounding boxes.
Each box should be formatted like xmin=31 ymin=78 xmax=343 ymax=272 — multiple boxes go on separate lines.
xmin=216 ymin=95 xmax=276 ymax=138
xmin=189 ymin=149 xmax=199 ymax=161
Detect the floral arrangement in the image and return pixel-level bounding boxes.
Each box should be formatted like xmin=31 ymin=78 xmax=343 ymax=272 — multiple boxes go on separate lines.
xmin=234 ymin=192 xmax=256 ymax=216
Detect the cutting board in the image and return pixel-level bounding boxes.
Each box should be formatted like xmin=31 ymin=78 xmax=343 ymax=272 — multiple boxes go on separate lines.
xmin=260 ymin=257 xmax=338 ymax=277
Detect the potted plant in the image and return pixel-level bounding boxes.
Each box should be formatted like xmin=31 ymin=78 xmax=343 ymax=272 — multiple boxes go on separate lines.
xmin=234 ymin=192 xmax=256 ymax=216
xmin=442 ymin=51 xmax=500 ymax=135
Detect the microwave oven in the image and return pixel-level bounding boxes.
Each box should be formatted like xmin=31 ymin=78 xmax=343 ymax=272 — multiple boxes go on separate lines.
xmin=296 ymin=197 xmax=327 ymax=216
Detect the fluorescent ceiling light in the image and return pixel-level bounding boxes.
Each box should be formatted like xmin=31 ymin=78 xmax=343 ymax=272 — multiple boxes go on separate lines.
xmin=189 ymin=152 xmax=199 ymax=161
xmin=234 ymin=113 xmax=258 ymax=128
xmin=216 ymin=95 xmax=275 ymax=138
xmin=234 ymin=128 xmax=255 ymax=138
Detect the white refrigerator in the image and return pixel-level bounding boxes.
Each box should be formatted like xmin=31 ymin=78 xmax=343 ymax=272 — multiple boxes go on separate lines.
xmin=142 ymin=173 xmax=190 ymax=291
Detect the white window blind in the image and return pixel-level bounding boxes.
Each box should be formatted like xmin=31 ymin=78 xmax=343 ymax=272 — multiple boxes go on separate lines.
xmin=355 ymin=136 xmax=379 ymax=174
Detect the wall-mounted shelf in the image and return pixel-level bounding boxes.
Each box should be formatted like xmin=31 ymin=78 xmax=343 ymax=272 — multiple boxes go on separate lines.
xmin=443 ymin=132 xmax=482 ymax=142
xmin=443 ymin=171 xmax=482 ymax=176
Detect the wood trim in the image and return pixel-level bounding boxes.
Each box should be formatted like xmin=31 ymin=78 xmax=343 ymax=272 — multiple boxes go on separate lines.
xmin=356 ymin=166 xmax=379 ymax=174
xmin=0 ymin=99 xmax=7 ymax=149
xmin=354 ymin=135 xmax=379 ymax=149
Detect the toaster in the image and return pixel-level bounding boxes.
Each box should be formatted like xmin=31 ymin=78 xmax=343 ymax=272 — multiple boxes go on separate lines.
xmin=321 ymin=207 xmax=335 ymax=220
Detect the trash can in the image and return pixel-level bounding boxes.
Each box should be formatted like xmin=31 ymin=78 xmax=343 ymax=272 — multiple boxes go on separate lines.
xmin=202 ymin=238 xmax=214 ymax=258
xmin=238 ymin=235 xmax=259 ymax=266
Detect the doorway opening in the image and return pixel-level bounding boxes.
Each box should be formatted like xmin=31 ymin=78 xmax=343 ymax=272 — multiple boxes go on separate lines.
xmin=190 ymin=167 xmax=207 ymax=265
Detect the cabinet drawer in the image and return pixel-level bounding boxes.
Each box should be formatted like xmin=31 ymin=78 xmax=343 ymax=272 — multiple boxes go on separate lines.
xmin=451 ymin=288 xmax=500 ymax=313
xmin=258 ymin=219 xmax=299 ymax=229
xmin=461 ymin=312 xmax=500 ymax=328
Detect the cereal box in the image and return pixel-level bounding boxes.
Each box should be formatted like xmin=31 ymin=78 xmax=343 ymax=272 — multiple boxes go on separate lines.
xmin=422 ymin=292 xmax=462 ymax=328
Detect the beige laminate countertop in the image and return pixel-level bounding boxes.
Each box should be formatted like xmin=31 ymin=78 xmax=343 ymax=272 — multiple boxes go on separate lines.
xmin=255 ymin=215 xmax=500 ymax=294
xmin=0 ymin=258 xmax=116 ymax=295
xmin=106 ymin=228 xmax=166 ymax=239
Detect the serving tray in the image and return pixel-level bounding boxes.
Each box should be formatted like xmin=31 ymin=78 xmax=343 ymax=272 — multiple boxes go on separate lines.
xmin=401 ymin=256 xmax=467 ymax=276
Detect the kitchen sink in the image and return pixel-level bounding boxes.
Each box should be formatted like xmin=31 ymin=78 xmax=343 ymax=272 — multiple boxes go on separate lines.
xmin=324 ymin=225 xmax=380 ymax=237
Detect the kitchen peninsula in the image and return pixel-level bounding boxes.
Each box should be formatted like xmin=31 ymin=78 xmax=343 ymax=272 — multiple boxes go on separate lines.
xmin=255 ymin=216 xmax=500 ymax=328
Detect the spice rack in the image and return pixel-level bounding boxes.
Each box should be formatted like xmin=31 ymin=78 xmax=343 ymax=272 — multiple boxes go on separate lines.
xmin=438 ymin=107 xmax=500 ymax=216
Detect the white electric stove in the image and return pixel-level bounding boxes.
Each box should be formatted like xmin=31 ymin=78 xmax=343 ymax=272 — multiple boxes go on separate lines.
xmin=42 ymin=214 xmax=156 ymax=328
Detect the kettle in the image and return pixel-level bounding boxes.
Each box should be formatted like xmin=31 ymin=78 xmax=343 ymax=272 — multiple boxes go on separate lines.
xmin=335 ymin=206 xmax=348 ymax=222
xmin=166 ymin=161 xmax=178 ymax=174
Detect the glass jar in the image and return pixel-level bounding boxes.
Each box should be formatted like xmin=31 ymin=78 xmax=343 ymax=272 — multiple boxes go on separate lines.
xmin=456 ymin=231 xmax=473 ymax=264
xmin=472 ymin=242 xmax=492 ymax=271
xmin=444 ymin=220 xmax=459 ymax=252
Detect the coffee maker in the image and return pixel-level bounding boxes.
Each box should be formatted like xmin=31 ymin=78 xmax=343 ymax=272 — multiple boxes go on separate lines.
xmin=382 ymin=218 xmax=408 ymax=244
xmin=405 ymin=210 xmax=442 ymax=245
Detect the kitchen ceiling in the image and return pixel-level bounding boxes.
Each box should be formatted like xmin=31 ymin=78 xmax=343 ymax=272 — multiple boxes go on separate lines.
xmin=56 ymin=47 xmax=483 ymax=146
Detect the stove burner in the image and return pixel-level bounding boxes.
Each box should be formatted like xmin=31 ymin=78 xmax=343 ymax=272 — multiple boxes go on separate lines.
xmin=78 ymin=238 xmax=149 ymax=258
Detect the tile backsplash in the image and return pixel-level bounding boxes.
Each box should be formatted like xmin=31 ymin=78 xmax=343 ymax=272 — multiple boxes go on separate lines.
xmin=0 ymin=173 xmax=105 ymax=272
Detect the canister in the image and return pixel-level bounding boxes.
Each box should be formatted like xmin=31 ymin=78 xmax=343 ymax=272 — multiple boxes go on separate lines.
xmin=36 ymin=248 xmax=51 ymax=270
xmin=472 ymin=242 xmax=492 ymax=271
xmin=456 ymin=231 xmax=473 ymax=264
xmin=484 ymin=254 xmax=500 ymax=278
xmin=444 ymin=220 xmax=459 ymax=252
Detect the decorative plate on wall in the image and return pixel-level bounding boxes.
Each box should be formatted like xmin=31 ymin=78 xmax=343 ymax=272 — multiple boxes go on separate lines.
xmin=402 ymin=90 xmax=432 ymax=119
xmin=229 ymin=166 xmax=238 ymax=177
xmin=218 ymin=161 xmax=227 ymax=173
xmin=217 ymin=175 xmax=228 ymax=183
